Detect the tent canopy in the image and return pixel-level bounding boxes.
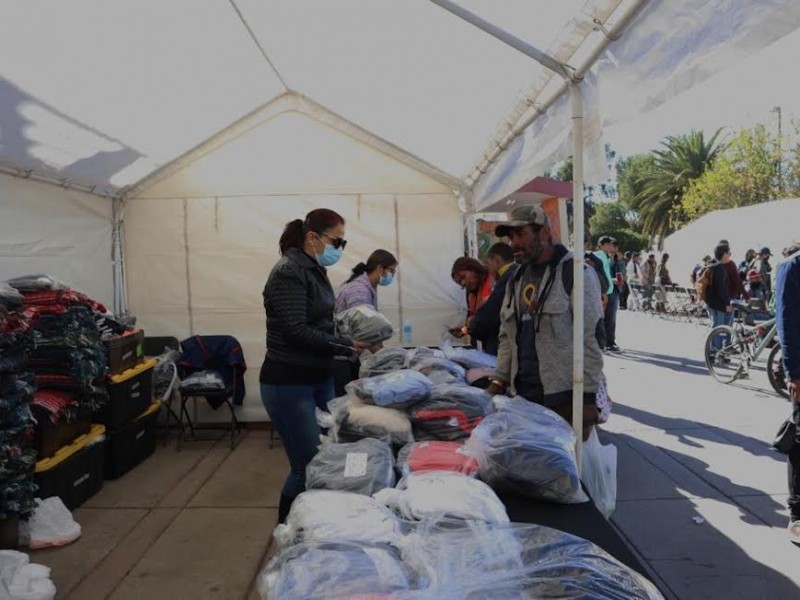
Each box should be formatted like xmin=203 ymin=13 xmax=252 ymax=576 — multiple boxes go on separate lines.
xmin=3 ymin=0 xmax=799 ymax=200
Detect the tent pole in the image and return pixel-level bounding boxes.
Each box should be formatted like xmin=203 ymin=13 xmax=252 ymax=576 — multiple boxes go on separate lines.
xmin=428 ymin=0 xmax=573 ymax=80
xmin=464 ymin=0 xmax=652 ymax=192
xmin=570 ymin=83 xmax=585 ymax=473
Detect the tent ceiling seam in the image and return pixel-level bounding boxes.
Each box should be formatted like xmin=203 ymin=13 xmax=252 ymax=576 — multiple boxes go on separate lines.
xmin=228 ymin=0 xmax=290 ymax=91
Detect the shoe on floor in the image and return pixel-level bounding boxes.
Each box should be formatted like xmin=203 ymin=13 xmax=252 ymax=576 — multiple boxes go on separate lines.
xmin=788 ymin=520 xmax=800 ymax=545
xmin=606 ymin=344 xmax=621 ymax=352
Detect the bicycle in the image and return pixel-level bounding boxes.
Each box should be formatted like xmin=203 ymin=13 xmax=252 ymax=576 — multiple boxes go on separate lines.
xmin=704 ymin=299 xmax=788 ymax=398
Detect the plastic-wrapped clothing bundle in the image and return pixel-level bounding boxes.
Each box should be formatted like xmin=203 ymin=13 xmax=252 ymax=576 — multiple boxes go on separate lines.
xmin=179 ymin=370 xmax=226 ymax=391
xmin=440 ymin=340 xmax=497 ymax=370
xmin=5 ymin=275 xmax=66 ymax=293
xmin=335 ymin=305 xmax=394 ymax=345
xmin=409 ymin=384 xmax=491 ymax=442
xmin=374 ymin=472 xmax=509 ymax=524
xmin=321 ymin=395 xmax=414 ymax=446
xmin=273 ymin=490 xmax=406 ymax=549
xmin=358 ymin=347 xmax=410 ymax=377
xmin=346 ymin=370 xmax=432 ymax=409
xmin=0 ymin=284 xmax=25 ymax=308
xmin=397 ymin=441 xmax=479 ymax=477
xmin=396 ymin=519 xmax=663 ymax=600
xmin=409 ymin=357 xmax=465 ymax=385
xmin=306 ymin=438 xmax=396 ymax=496
xmin=466 ymin=396 xmax=588 ymax=504
xmin=0 ymin=550 xmax=57 ymax=600
xmin=258 ymin=541 xmax=413 ymax=600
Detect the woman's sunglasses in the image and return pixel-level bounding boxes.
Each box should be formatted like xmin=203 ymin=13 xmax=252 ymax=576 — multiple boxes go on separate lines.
xmin=318 ymin=232 xmax=347 ymax=250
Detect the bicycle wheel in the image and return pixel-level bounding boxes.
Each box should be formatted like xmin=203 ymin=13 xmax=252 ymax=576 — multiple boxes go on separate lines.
xmin=705 ymin=325 xmax=744 ymax=383
xmin=767 ymin=343 xmax=790 ymax=399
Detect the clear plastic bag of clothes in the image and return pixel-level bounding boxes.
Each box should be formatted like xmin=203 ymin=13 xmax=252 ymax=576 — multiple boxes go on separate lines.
xmin=465 ymin=396 xmax=588 ymax=504
xmin=257 ymin=541 xmax=414 ymax=600
xmin=306 ymin=438 xmax=396 ymax=496
xmin=273 ymin=490 xmax=407 ymax=549
xmin=335 ymin=305 xmax=395 ymax=345
xmin=396 ymin=519 xmax=663 ymax=600
xmin=374 ymin=471 xmax=509 ymax=524
xmin=440 ymin=339 xmax=497 ymax=370
xmin=346 ymin=370 xmax=432 ymax=409
xmin=153 ymin=348 xmax=181 ymax=400
xmin=409 ymin=357 xmax=466 ymax=385
xmin=179 ymin=370 xmax=225 ymax=391
xmin=319 ymin=395 xmax=414 ymax=446
xmin=397 ymin=441 xmax=479 ymax=477
xmin=359 ymin=347 xmax=410 ymax=377
xmin=409 ymin=384 xmax=492 ymax=442
xmin=4 ymin=274 xmax=67 ymax=293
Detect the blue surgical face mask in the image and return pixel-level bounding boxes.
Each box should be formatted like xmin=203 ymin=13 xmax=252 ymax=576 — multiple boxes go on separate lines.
xmin=379 ymin=271 xmax=394 ymax=287
xmin=313 ymin=234 xmax=343 ymax=267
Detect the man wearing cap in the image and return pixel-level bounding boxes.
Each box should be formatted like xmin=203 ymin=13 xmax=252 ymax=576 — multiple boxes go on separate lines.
xmin=596 ymin=236 xmax=621 ymax=351
xmin=489 ymin=205 xmax=605 ymax=438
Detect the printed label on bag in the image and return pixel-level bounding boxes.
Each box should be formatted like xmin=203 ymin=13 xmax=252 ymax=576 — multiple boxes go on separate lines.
xmin=344 ymin=452 xmax=368 ymax=477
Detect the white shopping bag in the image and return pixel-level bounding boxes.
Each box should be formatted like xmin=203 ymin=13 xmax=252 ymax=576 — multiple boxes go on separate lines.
xmin=20 ymin=498 xmax=81 ymax=550
xmin=581 ymin=428 xmax=618 ymax=518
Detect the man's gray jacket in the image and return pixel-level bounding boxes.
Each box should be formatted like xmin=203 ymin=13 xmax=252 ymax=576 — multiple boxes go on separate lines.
xmin=495 ymin=249 xmax=605 ymax=406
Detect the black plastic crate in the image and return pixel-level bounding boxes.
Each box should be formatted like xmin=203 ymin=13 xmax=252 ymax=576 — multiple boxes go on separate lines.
xmin=105 ymin=330 xmax=145 ymax=376
xmin=34 ymin=407 xmax=92 ymax=459
xmin=95 ymin=358 xmax=156 ymax=430
xmin=35 ymin=425 xmax=106 ymax=511
xmin=104 ymin=401 xmax=160 ymax=480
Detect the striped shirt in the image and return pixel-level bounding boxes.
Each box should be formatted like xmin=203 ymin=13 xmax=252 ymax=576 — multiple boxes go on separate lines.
xmin=335 ymin=273 xmax=378 ymax=313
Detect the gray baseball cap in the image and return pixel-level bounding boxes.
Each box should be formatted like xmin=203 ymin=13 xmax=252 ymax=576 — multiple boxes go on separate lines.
xmin=495 ymin=205 xmax=551 ymax=238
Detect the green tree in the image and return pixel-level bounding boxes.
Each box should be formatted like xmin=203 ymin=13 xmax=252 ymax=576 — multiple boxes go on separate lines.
xmin=681 ymin=124 xmax=780 ymax=219
xmin=588 ymin=201 xmax=649 ymax=252
xmin=628 ymin=130 xmax=724 ymax=246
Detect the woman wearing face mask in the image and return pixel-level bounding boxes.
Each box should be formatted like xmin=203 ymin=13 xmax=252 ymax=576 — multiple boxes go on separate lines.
xmin=261 ymin=208 xmax=369 ymax=523
xmin=335 ymin=249 xmax=399 ymax=313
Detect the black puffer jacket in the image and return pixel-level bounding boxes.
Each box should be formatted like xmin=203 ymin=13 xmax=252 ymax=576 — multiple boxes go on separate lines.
xmin=262 ymin=248 xmax=352 ymax=371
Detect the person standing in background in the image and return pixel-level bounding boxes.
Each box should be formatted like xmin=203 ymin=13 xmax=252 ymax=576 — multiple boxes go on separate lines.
xmin=705 ymin=243 xmax=732 ymax=355
xmin=595 ymin=236 xmax=620 ymax=352
xmin=626 ymin=252 xmax=642 ymax=311
xmin=450 ymin=257 xmax=492 ymax=346
xmin=468 ymin=243 xmax=518 ymax=355
xmin=335 ymin=249 xmax=398 ymax=313
xmin=717 ymin=240 xmax=748 ymax=302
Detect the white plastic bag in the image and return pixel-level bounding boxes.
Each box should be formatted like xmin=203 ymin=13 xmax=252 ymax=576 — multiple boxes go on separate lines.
xmin=0 ymin=550 xmax=56 ymax=600
xmin=374 ymin=472 xmax=509 ymax=524
xmin=20 ymin=497 xmax=81 ymax=549
xmin=273 ymin=490 xmax=406 ymax=549
xmin=581 ymin=428 xmax=618 ymax=518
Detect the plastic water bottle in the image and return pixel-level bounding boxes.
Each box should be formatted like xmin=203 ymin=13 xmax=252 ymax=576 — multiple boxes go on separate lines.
xmin=402 ymin=321 xmax=413 ymax=347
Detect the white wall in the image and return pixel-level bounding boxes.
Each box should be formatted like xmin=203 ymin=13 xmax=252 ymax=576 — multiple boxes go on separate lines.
xmin=0 ymin=173 xmax=113 ymax=306
xmin=125 ymin=110 xmax=465 ymax=422
xmin=664 ymin=198 xmax=800 ymax=288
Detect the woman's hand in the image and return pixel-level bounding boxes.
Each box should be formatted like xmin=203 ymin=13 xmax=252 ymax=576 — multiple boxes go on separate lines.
xmin=352 ymin=340 xmax=371 ymax=353
xmin=448 ymin=327 xmax=466 ymax=339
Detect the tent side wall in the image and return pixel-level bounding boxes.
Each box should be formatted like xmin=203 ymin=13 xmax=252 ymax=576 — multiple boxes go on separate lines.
xmin=0 ymin=172 xmax=114 ymax=306
xmin=124 ymin=111 xmax=465 ymax=422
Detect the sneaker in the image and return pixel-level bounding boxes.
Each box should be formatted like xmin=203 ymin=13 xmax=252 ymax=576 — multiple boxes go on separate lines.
xmin=606 ymin=344 xmax=621 ymax=352
xmin=788 ymin=520 xmax=800 ymax=545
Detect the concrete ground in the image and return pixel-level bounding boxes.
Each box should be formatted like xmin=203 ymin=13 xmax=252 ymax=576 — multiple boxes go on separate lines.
xmin=30 ymin=311 xmax=800 ymax=599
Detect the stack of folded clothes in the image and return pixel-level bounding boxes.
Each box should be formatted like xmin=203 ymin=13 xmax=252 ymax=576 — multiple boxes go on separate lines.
xmin=0 ymin=286 xmax=37 ymax=522
xmin=6 ymin=278 xmax=110 ymax=413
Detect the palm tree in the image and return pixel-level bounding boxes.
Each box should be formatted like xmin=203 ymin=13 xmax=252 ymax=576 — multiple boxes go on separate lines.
xmin=629 ymin=130 xmax=724 ymax=246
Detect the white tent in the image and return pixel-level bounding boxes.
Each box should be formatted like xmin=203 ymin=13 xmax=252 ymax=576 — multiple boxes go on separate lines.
xmin=2 ymin=0 xmax=800 ymax=422
xmin=664 ymin=198 xmax=800 ymax=288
